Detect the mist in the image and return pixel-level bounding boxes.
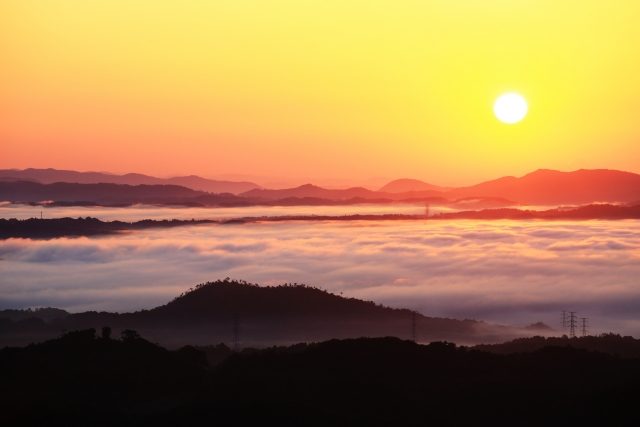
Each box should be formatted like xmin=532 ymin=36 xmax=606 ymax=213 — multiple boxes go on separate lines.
xmin=1 ymin=218 xmax=639 ymax=334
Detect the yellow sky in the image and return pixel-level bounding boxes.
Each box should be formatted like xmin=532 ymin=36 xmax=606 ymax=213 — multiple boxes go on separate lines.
xmin=1 ymin=0 xmax=639 ymax=186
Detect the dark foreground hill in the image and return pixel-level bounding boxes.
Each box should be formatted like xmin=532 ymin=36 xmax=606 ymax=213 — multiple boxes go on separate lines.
xmin=0 ymin=280 xmax=530 ymax=348
xmin=2 ymin=331 xmax=640 ymax=426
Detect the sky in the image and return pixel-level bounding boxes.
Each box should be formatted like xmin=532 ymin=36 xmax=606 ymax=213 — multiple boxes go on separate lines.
xmin=2 ymin=1 xmax=640 ymax=187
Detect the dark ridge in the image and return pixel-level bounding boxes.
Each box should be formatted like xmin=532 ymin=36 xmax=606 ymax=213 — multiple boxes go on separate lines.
xmin=2 ymin=332 xmax=640 ymax=425
xmin=432 ymin=203 xmax=640 ymax=220
xmin=222 ymin=203 xmax=640 ymax=224
xmin=474 ymin=333 xmax=640 ymax=358
xmin=0 ymin=217 xmax=216 ymax=239
xmin=3 ymin=203 xmax=638 ymax=240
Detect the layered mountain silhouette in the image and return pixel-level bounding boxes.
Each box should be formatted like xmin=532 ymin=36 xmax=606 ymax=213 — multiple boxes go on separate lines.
xmin=0 ymin=180 xmax=503 ymax=207
xmin=0 ymin=181 xmax=247 ymax=206
xmin=240 ymin=183 xmax=387 ymax=200
xmin=0 ymin=168 xmax=260 ymax=194
xmin=0 ymin=181 xmax=200 ymax=204
xmin=1 ymin=168 xmax=639 ymax=206
xmin=0 ymin=279 xmax=530 ymax=348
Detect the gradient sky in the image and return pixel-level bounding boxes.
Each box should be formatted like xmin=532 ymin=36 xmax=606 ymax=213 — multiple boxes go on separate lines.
xmin=2 ymin=1 xmax=640 ymax=186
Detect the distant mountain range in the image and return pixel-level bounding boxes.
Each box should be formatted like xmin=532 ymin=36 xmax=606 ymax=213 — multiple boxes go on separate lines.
xmin=0 ymin=180 xmax=511 ymax=208
xmin=0 ymin=168 xmax=260 ymax=194
xmin=0 ymin=279 xmax=533 ymax=347
xmin=446 ymin=169 xmax=640 ymax=205
xmin=240 ymin=168 xmax=640 ymax=205
xmin=240 ymin=183 xmax=421 ymax=201
xmin=1 ymin=167 xmax=639 ymax=206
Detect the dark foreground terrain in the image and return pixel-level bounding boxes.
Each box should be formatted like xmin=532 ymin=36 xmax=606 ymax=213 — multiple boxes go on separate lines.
xmin=2 ymin=331 xmax=639 ymax=426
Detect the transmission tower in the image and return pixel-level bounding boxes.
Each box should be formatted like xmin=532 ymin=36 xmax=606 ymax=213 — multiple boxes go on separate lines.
xmin=568 ymin=311 xmax=578 ymax=338
xmin=580 ymin=317 xmax=588 ymax=337
xmin=424 ymin=203 xmax=430 ymax=218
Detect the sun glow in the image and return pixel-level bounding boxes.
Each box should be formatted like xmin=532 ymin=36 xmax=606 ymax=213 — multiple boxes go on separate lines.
xmin=2 ymin=1 xmax=640 ymax=183
xmin=494 ymin=93 xmax=528 ymax=124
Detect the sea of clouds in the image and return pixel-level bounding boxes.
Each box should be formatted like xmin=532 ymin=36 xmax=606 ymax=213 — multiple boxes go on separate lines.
xmin=1 ymin=219 xmax=639 ymax=334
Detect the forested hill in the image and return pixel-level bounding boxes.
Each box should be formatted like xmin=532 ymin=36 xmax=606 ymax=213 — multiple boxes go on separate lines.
xmin=0 ymin=279 xmax=526 ymax=347
xmin=152 ymin=280 xmax=415 ymax=318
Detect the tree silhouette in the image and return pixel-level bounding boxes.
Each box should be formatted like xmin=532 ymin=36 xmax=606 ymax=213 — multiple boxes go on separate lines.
xmin=101 ymin=326 xmax=112 ymax=340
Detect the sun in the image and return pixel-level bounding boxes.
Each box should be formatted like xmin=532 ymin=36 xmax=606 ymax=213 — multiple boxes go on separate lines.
xmin=493 ymin=92 xmax=528 ymax=124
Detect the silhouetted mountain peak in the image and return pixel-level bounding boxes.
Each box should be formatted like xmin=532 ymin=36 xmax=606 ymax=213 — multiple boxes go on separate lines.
xmin=153 ymin=279 xmax=399 ymax=319
xmin=297 ymin=183 xmax=322 ymax=190
xmin=524 ymin=168 xmax=556 ymax=176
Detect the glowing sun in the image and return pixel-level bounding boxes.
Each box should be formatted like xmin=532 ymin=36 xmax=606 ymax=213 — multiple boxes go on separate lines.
xmin=493 ymin=92 xmax=528 ymax=124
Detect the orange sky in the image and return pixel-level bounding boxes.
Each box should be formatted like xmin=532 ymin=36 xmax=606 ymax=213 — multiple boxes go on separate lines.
xmin=2 ymin=1 xmax=640 ymax=187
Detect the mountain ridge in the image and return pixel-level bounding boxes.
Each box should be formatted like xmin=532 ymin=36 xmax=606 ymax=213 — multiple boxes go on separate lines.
xmin=0 ymin=168 xmax=261 ymax=194
xmin=448 ymin=168 xmax=640 ymax=204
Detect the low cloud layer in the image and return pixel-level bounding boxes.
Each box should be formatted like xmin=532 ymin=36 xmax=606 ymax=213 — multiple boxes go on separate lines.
xmin=1 ymin=219 xmax=640 ymax=335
